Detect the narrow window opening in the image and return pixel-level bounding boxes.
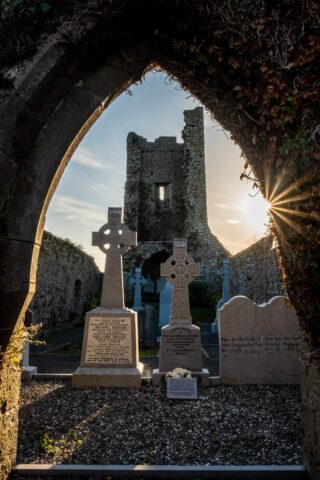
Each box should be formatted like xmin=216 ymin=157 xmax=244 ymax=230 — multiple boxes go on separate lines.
xmin=159 ymin=186 xmax=165 ymax=201
xmin=155 ymin=183 xmax=171 ymax=210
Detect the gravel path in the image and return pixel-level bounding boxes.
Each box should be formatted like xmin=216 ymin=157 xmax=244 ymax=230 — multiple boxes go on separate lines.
xmin=18 ymin=381 xmax=302 ymax=465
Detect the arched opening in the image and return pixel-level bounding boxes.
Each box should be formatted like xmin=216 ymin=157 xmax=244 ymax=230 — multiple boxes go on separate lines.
xmin=0 ymin=2 xmax=319 ymax=478
xmin=141 ymin=250 xmax=171 ymax=300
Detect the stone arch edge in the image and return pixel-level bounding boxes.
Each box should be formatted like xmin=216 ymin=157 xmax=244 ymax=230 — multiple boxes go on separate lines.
xmin=0 ymin=37 xmax=154 ymax=351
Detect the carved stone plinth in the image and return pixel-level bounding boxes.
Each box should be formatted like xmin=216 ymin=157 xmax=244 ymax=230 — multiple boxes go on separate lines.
xmin=72 ymin=307 xmax=142 ymax=388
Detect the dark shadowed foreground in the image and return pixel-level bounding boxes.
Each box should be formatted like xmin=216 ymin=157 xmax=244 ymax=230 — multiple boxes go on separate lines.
xmin=18 ymin=381 xmax=302 ymax=465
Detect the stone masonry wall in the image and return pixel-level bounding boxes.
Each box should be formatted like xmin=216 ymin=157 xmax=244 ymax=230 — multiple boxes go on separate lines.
xmin=125 ymin=133 xmax=186 ymax=241
xmin=30 ymin=231 xmax=100 ymax=329
xmin=124 ymin=107 xmax=228 ymax=289
xmin=124 ymin=108 xmax=283 ymax=301
xmin=231 ymin=235 xmax=284 ymax=303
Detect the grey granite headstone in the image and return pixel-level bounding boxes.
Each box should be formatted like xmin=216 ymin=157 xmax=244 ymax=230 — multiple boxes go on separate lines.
xmin=167 ymin=377 xmax=198 ymax=399
xmin=22 ymin=334 xmax=38 ymax=381
xmin=158 ymin=281 xmax=173 ymax=329
xmin=239 ymin=272 xmax=247 ymax=296
xmin=72 ymin=207 xmax=142 ymax=388
xmin=143 ymin=304 xmax=158 ymax=346
xmin=144 ymin=276 xmax=155 ymax=293
xmin=153 ymin=239 xmax=209 ymax=386
xmin=156 ymin=277 xmax=166 ymax=293
xmin=130 ymin=267 xmax=146 ymax=312
xmin=21 ymin=310 xmax=37 ymax=381
xmin=212 ymin=258 xmax=233 ymax=333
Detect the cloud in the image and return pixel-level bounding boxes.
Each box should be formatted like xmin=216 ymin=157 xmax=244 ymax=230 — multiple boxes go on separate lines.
xmin=52 ymin=195 xmax=106 ymax=226
xmin=226 ymin=219 xmax=242 ymax=224
xmin=216 ymin=203 xmax=244 ymax=211
xmin=89 ymin=184 xmax=111 ymax=195
xmin=73 ymin=146 xmax=116 ymax=171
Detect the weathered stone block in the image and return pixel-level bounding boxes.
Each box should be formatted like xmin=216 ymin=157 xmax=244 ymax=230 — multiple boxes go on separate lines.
xmin=0 ymin=95 xmax=42 ymax=159
xmin=16 ymin=42 xmax=83 ymax=122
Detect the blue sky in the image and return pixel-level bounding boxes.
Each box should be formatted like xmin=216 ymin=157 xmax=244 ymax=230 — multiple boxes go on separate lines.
xmin=45 ymin=71 xmax=269 ymax=271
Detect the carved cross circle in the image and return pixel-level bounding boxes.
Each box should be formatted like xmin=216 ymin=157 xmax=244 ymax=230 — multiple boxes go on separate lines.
xmin=131 ymin=270 xmax=146 ymax=287
xmin=161 ymin=244 xmax=200 ymax=285
xmin=93 ymin=223 xmax=135 ymax=255
xmin=92 ymin=207 xmax=136 ymax=256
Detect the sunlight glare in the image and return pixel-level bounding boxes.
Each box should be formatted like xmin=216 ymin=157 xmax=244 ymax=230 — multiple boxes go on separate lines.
xmin=241 ymin=192 xmax=270 ymax=235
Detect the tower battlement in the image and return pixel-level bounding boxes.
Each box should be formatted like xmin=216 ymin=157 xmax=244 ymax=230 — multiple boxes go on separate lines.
xmin=124 ymin=107 xmax=229 ymax=286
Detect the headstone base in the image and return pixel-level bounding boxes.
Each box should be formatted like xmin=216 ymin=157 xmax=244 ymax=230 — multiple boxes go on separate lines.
xmin=72 ymin=306 xmax=142 ymax=388
xmin=158 ymin=324 xmax=203 ymax=372
xmin=21 ymin=366 xmax=38 ymax=381
xmin=152 ymin=368 xmax=210 ymax=387
xmin=72 ymin=364 xmax=143 ymax=388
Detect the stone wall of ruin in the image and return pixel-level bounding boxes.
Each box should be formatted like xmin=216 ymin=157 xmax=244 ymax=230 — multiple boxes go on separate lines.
xmin=125 ymin=133 xmax=186 ymax=241
xmin=124 ymin=107 xmax=229 ymax=288
xmin=231 ymin=235 xmax=284 ymax=304
xmin=30 ymin=232 xmax=100 ymax=329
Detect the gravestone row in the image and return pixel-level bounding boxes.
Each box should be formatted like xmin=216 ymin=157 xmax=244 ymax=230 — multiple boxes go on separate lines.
xmin=68 ymin=206 xmax=301 ymax=389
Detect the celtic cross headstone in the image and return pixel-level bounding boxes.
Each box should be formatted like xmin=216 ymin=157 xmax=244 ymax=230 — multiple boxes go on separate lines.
xmin=158 ymin=281 xmax=173 ymax=330
xmin=130 ymin=267 xmax=146 ymax=312
xmin=92 ymin=207 xmax=136 ymax=309
xmin=73 ymin=207 xmax=142 ymax=388
xmin=153 ymin=239 xmax=209 ymax=386
xmin=217 ymin=258 xmax=233 ymax=309
xmin=212 ymin=258 xmax=233 ymax=333
xmin=160 ymin=238 xmax=200 ymax=324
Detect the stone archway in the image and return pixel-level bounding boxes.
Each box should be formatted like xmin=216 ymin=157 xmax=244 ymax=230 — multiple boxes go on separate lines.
xmin=0 ymin=2 xmax=319 ymax=479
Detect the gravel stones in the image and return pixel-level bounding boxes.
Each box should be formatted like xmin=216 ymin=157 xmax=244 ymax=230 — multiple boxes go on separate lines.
xmin=18 ymin=381 xmax=302 ymax=465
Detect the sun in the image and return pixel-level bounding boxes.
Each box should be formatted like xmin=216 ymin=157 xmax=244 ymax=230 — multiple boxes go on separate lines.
xmin=240 ymin=192 xmax=270 ymax=235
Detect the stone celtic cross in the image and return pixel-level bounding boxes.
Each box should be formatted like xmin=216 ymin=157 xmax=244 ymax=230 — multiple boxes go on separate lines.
xmin=92 ymin=207 xmax=137 ymax=309
xmin=217 ymin=258 xmax=233 ymax=306
xmin=160 ymin=238 xmax=200 ymax=324
xmin=130 ymin=267 xmax=146 ymax=312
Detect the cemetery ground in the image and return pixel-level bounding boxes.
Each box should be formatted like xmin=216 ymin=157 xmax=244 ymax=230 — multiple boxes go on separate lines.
xmin=18 ymin=380 xmax=302 ymax=466
xmin=20 ymin=325 xmax=303 ymax=467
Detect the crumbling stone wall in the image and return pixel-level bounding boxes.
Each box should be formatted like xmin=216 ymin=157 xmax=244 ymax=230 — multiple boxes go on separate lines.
xmin=231 ymin=235 xmax=284 ymax=303
xmin=124 ymin=107 xmax=229 ymax=288
xmin=124 ymin=108 xmax=283 ymax=303
xmin=125 ymin=134 xmax=186 ymax=240
xmin=30 ymin=231 xmax=100 ymax=329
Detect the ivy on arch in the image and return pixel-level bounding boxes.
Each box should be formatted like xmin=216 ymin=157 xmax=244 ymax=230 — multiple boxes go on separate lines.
xmin=0 ymin=0 xmax=319 ymax=345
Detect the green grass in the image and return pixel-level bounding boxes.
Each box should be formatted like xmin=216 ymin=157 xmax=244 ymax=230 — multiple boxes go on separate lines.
xmin=139 ymin=347 xmax=158 ymax=357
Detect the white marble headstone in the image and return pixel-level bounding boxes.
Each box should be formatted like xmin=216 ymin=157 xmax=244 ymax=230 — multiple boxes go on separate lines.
xmin=72 ymin=207 xmax=142 ymax=388
xmin=219 ymin=295 xmax=301 ymax=384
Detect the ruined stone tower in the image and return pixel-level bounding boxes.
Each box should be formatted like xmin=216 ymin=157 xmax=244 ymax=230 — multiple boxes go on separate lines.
xmin=124 ymin=107 xmax=229 ymax=287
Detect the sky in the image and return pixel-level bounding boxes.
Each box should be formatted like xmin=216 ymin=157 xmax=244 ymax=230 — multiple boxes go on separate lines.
xmin=45 ymin=71 xmax=269 ymax=271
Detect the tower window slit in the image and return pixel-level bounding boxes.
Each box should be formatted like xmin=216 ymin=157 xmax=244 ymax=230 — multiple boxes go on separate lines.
xmin=159 ymin=185 xmax=165 ymax=201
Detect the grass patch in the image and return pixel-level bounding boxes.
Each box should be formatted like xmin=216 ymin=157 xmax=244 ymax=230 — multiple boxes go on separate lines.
xmin=139 ymin=347 xmax=158 ymax=357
